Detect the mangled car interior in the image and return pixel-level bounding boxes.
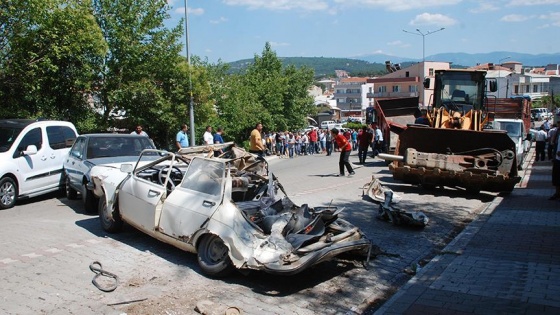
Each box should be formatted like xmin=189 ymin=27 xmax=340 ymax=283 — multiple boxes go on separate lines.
xmin=92 ymin=144 xmax=371 ymax=277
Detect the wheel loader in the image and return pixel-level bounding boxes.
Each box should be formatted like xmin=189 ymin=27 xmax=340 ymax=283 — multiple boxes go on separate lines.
xmin=376 ymin=69 xmax=521 ymax=193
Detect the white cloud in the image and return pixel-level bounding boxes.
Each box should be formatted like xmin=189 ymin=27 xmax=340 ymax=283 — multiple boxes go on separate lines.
xmin=539 ymin=12 xmax=560 ymax=26
xmin=508 ymin=0 xmax=560 ymax=6
xmin=410 ymin=13 xmax=457 ymax=27
xmin=223 ymin=0 xmax=329 ymax=11
xmin=469 ymin=2 xmax=499 ymax=13
xmin=333 ymin=0 xmax=461 ymax=12
xmin=210 ymin=17 xmax=229 ymax=24
xmin=387 ymin=40 xmax=403 ymax=46
xmin=500 ymin=14 xmax=530 ymax=22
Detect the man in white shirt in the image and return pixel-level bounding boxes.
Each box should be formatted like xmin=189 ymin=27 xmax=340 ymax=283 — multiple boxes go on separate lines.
xmin=535 ymin=126 xmax=548 ymax=161
xmin=371 ymin=123 xmax=384 ymax=157
xmin=203 ymin=126 xmax=213 ymax=145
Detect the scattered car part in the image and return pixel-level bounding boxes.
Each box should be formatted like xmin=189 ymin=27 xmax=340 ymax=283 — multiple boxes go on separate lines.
xmin=378 ymin=191 xmax=429 ymax=227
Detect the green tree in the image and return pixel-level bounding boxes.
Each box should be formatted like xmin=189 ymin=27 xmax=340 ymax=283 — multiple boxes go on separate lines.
xmin=92 ymin=0 xmax=186 ymax=147
xmin=0 ymin=0 xmax=107 ymax=126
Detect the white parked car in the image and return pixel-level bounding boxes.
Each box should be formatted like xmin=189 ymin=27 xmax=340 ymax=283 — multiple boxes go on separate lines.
xmin=91 ymin=144 xmax=371 ymax=277
xmin=0 ymin=119 xmax=77 ymax=209
xmin=488 ymin=119 xmax=531 ymax=170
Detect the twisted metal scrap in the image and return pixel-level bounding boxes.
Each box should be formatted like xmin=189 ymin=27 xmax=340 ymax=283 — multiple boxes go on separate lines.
xmin=89 ymin=261 xmax=119 ymax=292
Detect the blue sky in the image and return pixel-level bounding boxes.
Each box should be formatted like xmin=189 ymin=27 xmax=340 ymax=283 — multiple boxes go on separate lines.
xmin=165 ymin=0 xmax=560 ymax=63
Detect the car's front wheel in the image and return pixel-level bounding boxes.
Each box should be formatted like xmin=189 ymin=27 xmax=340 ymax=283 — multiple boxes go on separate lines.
xmin=197 ymin=234 xmax=234 ymax=278
xmin=82 ymin=183 xmax=98 ymax=214
xmin=0 ymin=177 xmax=17 ymax=210
xmin=98 ymin=196 xmax=123 ymax=233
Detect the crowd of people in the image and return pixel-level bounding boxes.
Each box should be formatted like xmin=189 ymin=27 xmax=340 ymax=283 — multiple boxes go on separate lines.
xmin=132 ymin=121 xmax=387 ymax=177
xmin=251 ymin=123 xmax=385 ymax=163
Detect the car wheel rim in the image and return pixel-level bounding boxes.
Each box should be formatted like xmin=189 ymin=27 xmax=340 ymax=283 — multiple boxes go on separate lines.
xmin=205 ymin=237 xmax=228 ymax=263
xmin=0 ymin=181 xmax=16 ymax=206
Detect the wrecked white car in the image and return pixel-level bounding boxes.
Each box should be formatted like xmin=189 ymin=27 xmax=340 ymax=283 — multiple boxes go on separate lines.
xmin=91 ymin=145 xmax=371 ymax=277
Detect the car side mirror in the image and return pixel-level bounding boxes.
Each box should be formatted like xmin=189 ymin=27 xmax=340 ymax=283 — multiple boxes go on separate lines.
xmin=120 ymin=164 xmax=133 ymax=173
xmin=23 ymin=145 xmax=38 ymax=156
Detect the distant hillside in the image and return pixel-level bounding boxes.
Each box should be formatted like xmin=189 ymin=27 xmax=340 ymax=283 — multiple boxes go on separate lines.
xmin=356 ymin=51 xmax=560 ymax=68
xmin=228 ymin=57 xmax=393 ymax=78
xmin=227 ymin=52 xmax=560 ymax=79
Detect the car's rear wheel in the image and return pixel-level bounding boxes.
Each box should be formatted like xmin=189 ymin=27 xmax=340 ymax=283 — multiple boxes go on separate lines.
xmin=0 ymin=177 xmax=17 ymax=210
xmin=98 ymin=196 xmax=123 ymax=233
xmin=197 ymin=234 xmax=234 ymax=278
xmin=82 ymin=183 xmax=98 ymax=214
xmin=65 ymin=176 xmax=78 ymax=200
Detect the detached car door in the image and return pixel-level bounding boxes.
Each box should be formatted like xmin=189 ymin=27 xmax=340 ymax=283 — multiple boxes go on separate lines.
xmin=118 ymin=151 xmax=169 ymax=233
xmin=158 ymin=157 xmax=225 ymax=239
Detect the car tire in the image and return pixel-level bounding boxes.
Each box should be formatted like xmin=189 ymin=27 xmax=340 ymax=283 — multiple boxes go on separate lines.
xmin=82 ymin=183 xmax=98 ymax=214
xmin=98 ymin=195 xmax=123 ymax=233
xmin=0 ymin=177 xmax=17 ymax=210
xmin=65 ymin=176 xmax=78 ymax=200
xmin=197 ymin=234 xmax=234 ymax=278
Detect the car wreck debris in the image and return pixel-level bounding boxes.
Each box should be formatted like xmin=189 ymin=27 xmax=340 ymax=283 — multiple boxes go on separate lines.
xmin=363 ymin=175 xmax=401 ymax=204
xmin=92 ymin=144 xmax=372 ymax=277
xmin=378 ymin=191 xmax=429 ymax=227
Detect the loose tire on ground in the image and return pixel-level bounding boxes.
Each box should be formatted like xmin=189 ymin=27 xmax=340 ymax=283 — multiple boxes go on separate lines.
xmin=98 ymin=196 xmax=123 ymax=233
xmin=197 ymin=234 xmax=234 ymax=278
xmin=0 ymin=177 xmax=17 ymax=210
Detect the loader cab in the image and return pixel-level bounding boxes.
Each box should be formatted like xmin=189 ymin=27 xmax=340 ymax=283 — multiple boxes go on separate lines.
xmin=430 ymin=70 xmax=488 ymax=113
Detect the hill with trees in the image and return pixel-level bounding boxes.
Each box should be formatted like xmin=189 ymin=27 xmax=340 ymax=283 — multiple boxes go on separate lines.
xmin=229 ymin=57 xmax=409 ymax=78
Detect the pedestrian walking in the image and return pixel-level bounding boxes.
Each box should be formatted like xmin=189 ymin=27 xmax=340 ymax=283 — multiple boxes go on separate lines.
xmin=249 ymin=123 xmax=266 ymax=158
xmin=351 ymin=129 xmax=358 ymax=151
xmin=175 ymin=124 xmax=189 ymax=151
xmin=357 ymin=126 xmax=373 ymax=164
xmin=331 ymin=128 xmax=354 ymax=176
xmin=325 ymin=130 xmax=333 ymax=156
xmin=371 ymin=123 xmax=384 ymax=157
xmin=535 ymin=126 xmax=547 ymax=162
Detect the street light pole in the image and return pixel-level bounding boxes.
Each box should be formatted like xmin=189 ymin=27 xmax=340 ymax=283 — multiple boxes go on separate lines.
xmin=403 ymin=27 xmax=445 ymax=106
xmin=184 ymin=0 xmax=195 ymax=146
xmin=498 ymin=56 xmax=511 ymax=99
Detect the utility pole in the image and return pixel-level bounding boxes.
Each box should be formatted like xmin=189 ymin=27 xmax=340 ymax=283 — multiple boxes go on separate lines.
xmin=403 ymin=28 xmax=445 ymax=106
xmin=184 ymin=0 xmax=195 ymax=146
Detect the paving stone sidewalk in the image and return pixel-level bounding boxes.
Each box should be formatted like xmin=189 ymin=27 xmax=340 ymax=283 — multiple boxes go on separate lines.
xmin=375 ymin=153 xmax=560 ymax=314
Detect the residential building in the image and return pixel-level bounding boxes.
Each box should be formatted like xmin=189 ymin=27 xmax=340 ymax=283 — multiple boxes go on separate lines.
xmin=333 ymin=77 xmax=373 ymax=120
xmin=367 ymin=61 xmax=451 ymax=107
xmin=478 ymin=62 xmax=554 ymax=101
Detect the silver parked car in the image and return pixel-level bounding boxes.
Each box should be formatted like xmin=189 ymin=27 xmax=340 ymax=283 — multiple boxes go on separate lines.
xmin=91 ymin=145 xmax=372 ymax=277
xmin=63 ymin=134 xmax=155 ymax=213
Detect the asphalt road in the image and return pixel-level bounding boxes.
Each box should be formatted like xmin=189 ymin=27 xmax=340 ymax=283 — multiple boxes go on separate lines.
xmin=0 ymin=151 xmax=499 ymax=315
